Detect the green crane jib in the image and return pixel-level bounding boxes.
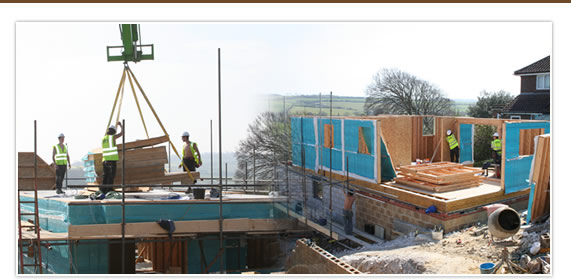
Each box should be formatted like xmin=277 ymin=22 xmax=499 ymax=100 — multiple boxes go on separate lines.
xmin=107 ymin=24 xmax=154 ymax=63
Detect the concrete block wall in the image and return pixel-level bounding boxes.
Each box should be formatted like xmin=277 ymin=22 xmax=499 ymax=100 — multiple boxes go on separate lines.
xmin=285 ymin=239 xmax=360 ymax=274
xmin=355 ymin=191 xmax=529 ymax=239
xmin=278 ymin=170 xmax=355 ymax=228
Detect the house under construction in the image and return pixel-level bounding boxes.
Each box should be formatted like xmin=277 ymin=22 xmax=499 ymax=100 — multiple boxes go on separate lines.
xmin=281 ymin=115 xmax=550 ymax=242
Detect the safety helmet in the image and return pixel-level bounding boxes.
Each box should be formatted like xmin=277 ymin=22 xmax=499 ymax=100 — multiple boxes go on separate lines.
xmin=58 ymin=133 xmax=65 ymax=138
xmin=107 ymin=125 xmax=116 ymax=135
xmin=182 ymin=131 xmax=190 ymax=137
xmin=493 ymin=132 xmax=499 ymax=137
xmin=447 ymin=130 xmax=452 ymax=136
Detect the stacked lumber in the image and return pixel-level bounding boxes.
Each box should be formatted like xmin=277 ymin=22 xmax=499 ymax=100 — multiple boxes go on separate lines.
xmin=394 ymin=162 xmax=483 ymax=193
xmin=88 ymin=135 xmax=199 ymax=187
xmin=529 ymin=134 xmax=550 ymax=222
xmin=18 ymin=152 xmax=56 ymax=190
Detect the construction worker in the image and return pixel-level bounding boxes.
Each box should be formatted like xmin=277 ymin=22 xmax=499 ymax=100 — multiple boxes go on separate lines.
xmin=179 ymin=132 xmax=202 ymax=193
xmin=343 ymin=189 xmax=356 ymax=235
xmin=101 ymin=122 xmax=123 ymax=193
xmin=491 ymin=132 xmax=502 ymax=178
xmin=446 ymin=129 xmax=460 ymax=163
xmin=52 ymin=133 xmax=71 ymax=194
xmin=179 ymin=131 xmax=202 ymax=172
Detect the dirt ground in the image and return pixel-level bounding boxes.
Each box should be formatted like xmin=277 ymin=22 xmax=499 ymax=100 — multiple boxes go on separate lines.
xmin=339 ymin=220 xmax=550 ymax=274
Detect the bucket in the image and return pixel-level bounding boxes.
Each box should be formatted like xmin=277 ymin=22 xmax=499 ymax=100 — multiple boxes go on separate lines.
xmin=192 ymin=188 xmax=205 ymax=199
xmin=480 ymin=262 xmax=495 ymax=274
xmin=431 ymin=230 xmax=443 ymax=240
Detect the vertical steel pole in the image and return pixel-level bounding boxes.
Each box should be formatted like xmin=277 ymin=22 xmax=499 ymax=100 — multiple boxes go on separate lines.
xmin=210 ymin=119 xmax=213 ymax=185
xmin=253 ymin=148 xmax=256 ymax=194
xmin=329 ymin=91 xmax=333 ymax=239
xmin=286 ymin=164 xmax=290 ymax=218
xmin=34 ymin=120 xmax=43 ymax=274
xmin=218 ymin=48 xmax=224 ymax=273
xmin=121 ymin=119 xmax=126 ymax=274
xmin=168 ymin=143 xmax=171 ymax=173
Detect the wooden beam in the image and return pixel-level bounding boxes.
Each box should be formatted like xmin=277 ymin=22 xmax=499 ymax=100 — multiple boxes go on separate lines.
xmin=117 ymin=135 xmax=170 ymax=151
xmin=68 ymin=218 xmax=295 ymax=239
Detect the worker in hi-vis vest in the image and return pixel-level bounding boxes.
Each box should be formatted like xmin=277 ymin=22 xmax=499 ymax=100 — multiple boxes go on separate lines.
xmin=491 ymin=132 xmax=502 ymax=164
xmin=179 ymin=131 xmax=202 ymax=172
xmin=446 ymin=129 xmax=460 ymax=163
xmin=52 ymin=133 xmax=71 ymax=194
xmin=101 ymin=122 xmax=123 ymax=193
xmin=179 ymin=132 xmax=202 ymax=192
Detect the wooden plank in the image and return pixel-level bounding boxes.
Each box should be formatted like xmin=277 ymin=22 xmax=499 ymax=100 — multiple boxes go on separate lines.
xmin=68 ymin=218 xmax=295 ymax=239
xmin=116 ymin=135 xmax=169 ymax=151
xmin=530 ymin=134 xmax=550 ymax=221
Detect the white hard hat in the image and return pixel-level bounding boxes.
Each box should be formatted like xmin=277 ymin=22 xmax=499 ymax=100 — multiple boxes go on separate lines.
xmin=447 ymin=130 xmax=452 ymax=136
xmin=493 ymin=132 xmax=499 ymax=137
xmin=109 ymin=125 xmax=116 ymax=130
xmin=58 ymin=133 xmax=65 ymax=138
xmin=182 ymin=131 xmax=190 ymax=137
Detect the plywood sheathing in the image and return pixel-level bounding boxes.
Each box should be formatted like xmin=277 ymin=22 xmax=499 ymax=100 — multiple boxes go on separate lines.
xmin=18 ymin=152 xmax=56 ymax=190
xmin=411 ymin=116 xmax=435 ymax=161
xmin=379 ymin=116 xmax=412 ymax=167
xmin=519 ymin=128 xmax=544 ymax=155
xmin=529 ymin=134 xmax=550 ymax=222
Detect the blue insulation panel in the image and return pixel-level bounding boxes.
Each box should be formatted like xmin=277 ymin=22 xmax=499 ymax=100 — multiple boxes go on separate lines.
xmin=380 ymin=138 xmax=396 ymax=180
xmin=322 ymin=148 xmax=343 ymax=171
xmin=291 ymin=117 xmax=302 ymax=144
xmin=292 ymin=143 xmax=302 ymax=166
xmin=187 ymin=239 xmax=246 ymax=273
xmin=302 ymin=118 xmax=316 ymax=145
xmin=346 ymin=152 xmax=375 ymax=179
xmin=459 ymin=123 xmax=473 ymax=163
xmin=302 ymin=144 xmax=316 ymax=170
xmin=344 ymin=119 xmax=375 ymax=154
xmin=504 ymin=121 xmax=550 ymax=194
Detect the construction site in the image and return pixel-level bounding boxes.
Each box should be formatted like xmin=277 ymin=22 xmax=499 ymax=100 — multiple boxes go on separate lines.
xmin=16 ymin=24 xmax=552 ymax=275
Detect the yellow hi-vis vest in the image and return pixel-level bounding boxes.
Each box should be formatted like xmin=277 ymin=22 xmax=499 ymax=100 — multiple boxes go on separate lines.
xmin=447 ymin=134 xmax=459 ymax=150
xmin=102 ymin=135 xmax=119 ymax=162
xmin=54 ymin=144 xmax=68 ymax=165
xmin=182 ymin=141 xmax=199 ymax=164
xmin=492 ymin=139 xmax=502 ymax=155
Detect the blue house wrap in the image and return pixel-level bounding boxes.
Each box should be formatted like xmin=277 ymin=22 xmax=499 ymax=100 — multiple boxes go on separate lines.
xmin=292 ymin=117 xmax=378 ymax=182
xmin=503 ymin=121 xmax=550 ymax=194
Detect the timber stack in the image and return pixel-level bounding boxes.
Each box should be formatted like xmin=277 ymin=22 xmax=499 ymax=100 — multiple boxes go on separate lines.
xmin=394 ymin=162 xmax=483 ymax=193
xmin=88 ymin=135 xmax=199 ymax=186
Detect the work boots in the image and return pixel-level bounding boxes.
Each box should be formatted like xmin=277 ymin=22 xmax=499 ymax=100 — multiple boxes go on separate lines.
xmin=56 ymin=188 xmax=64 ymax=194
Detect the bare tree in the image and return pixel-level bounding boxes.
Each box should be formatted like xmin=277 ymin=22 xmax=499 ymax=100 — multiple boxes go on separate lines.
xmin=234 ymin=111 xmax=291 ymax=180
xmin=364 ymin=68 xmax=454 ymax=116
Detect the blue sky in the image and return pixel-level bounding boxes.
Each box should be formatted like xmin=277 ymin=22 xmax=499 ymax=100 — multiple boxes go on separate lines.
xmin=15 ymin=22 xmax=551 ymax=162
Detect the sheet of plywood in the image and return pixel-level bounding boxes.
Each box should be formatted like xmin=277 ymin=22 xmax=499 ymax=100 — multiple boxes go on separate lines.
xmin=379 ymin=116 xmax=412 ymax=167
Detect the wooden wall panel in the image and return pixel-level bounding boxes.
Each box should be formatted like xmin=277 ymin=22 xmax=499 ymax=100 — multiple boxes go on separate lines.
xmin=380 ymin=116 xmax=413 ymax=167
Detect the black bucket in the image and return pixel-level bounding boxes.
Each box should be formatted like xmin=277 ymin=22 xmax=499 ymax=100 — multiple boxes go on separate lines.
xmin=193 ymin=189 xmax=205 ymax=199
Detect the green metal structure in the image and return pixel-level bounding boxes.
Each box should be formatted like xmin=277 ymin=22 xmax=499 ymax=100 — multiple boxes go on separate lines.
xmin=107 ymin=24 xmax=154 ymax=63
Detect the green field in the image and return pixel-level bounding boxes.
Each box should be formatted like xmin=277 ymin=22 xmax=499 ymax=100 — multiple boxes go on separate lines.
xmin=267 ymin=94 xmax=475 ymax=116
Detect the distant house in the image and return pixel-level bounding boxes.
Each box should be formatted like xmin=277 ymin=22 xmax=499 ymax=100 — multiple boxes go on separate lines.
xmin=502 ymin=56 xmax=550 ymax=120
